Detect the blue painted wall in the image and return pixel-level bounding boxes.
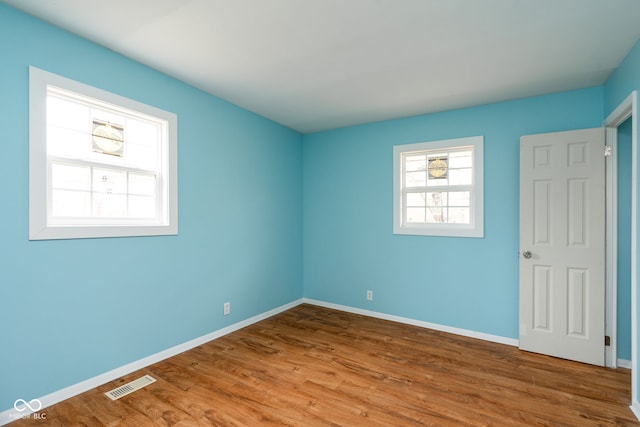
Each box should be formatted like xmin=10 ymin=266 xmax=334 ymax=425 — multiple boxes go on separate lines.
xmin=605 ymin=39 xmax=640 ymax=115
xmin=0 ymin=5 xmax=303 ymax=412
xmin=302 ymin=88 xmax=604 ymax=339
xmin=605 ymin=37 xmax=640 ymax=402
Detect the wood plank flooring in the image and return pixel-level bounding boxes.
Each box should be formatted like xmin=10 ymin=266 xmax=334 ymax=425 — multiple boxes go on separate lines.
xmin=11 ymin=304 xmax=637 ymax=426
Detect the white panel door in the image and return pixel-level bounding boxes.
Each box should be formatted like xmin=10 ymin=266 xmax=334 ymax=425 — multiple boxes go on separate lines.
xmin=519 ymin=128 xmax=605 ymax=366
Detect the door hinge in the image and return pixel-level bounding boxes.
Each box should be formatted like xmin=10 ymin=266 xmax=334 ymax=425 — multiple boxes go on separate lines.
xmin=605 ymin=335 xmax=611 ymax=346
xmin=605 ymin=145 xmax=612 ymax=157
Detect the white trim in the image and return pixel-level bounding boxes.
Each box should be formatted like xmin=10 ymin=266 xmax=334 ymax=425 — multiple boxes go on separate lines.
xmin=618 ymin=359 xmax=633 ymax=369
xmin=605 ymin=126 xmax=618 ymax=368
xmin=604 ymin=90 xmax=638 ymax=418
xmin=0 ymin=299 xmax=303 ymax=426
xmin=606 ymin=93 xmax=635 ymax=126
xmin=631 ymin=401 xmax=640 ymax=421
xmin=633 ymin=91 xmax=639 ymax=414
xmin=303 ymin=298 xmax=519 ymax=347
xmin=29 ymin=66 xmax=178 ymax=240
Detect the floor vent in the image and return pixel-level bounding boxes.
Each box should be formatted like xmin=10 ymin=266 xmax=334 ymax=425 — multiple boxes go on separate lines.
xmin=105 ymin=375 xmax=156 ymax=401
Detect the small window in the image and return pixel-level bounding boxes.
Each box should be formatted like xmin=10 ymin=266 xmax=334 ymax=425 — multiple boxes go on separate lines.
xmin=29 ymin=67 xmax=178 ymax=240
xmin=393 ymin=136 xmax=483 ymax=237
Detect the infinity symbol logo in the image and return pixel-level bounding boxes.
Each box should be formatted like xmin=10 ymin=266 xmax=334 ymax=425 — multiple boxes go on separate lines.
xmin=14 ymin=398 xmax=42 ymax=412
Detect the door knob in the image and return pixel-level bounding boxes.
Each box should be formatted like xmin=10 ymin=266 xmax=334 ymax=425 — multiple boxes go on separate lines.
xmin=522 ymin=250 xmax=532 ymax=259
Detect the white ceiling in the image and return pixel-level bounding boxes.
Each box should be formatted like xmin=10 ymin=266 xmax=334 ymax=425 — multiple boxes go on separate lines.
xmin=4 ymin=0 xmax=640 ymax=133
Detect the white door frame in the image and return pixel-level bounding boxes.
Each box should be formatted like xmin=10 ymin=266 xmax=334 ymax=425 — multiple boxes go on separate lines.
xmin=603 ymin=90 xmax=638 ymax=413
xmin=605 ymin=126 xmax=619 ymax=369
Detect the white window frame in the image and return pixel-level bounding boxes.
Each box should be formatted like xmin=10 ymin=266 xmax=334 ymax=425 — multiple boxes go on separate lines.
xmin=393 ymin=136 xmax=484 ymax=238
xmin=29 ymin=66 xmax=178 ymax=240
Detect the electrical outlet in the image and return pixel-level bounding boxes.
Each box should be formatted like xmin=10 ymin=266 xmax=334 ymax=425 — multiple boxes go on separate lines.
xmin=366 ymin=290 xmax=373 ymax=301
xmin=223 ymin=302 xmax=231 ymax=316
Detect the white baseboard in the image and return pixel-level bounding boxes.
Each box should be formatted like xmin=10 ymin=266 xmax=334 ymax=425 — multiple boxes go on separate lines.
xmin=0 ymin=299 xmax=303 ymax=426
xmin=618 ymin=358 xmax=633 ymax=369
xmin=631 ymin=400 xmax=640 ymax=421
xmin=302 ymin=298 xmax=519 ymax=347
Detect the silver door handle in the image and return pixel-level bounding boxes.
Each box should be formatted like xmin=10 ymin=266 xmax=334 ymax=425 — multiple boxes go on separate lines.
xmin=522 ymin=250 xmax=532 ymax=259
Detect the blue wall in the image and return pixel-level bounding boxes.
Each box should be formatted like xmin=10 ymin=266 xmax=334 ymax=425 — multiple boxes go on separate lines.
xmin=605 ymin=39 xmax=640 ymax=115
xmin=302 ymin=88 xmax=604 ymax=339
xmin=0 ymin=5 xmax=303 ymax=412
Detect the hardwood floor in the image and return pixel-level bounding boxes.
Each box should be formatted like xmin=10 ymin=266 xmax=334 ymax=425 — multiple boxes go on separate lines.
xmin=11 ymin=304 xmax=637 ymax=426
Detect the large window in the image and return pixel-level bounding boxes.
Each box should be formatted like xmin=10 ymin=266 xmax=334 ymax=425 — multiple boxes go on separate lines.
xmin=393 ymin=136 xmax=483 ymax=237
xmin=29 ymin=67 xmax=178 ymax=240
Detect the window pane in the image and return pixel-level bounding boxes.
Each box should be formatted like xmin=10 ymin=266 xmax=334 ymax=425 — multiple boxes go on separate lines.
xmin=449 ymin=191 xmax=470 ymax=206
xmin=93 ymin=193 xmax=127 ymax=217
xmin=448 ymin=150 xmax=472 ymax=168
xmin=129 ymin=173 xmax=156 ymax=196
xmin=426 ymin=192 xmax=447 ymax=207
xmin=129 ymin=195 xmax=156 ymax=218
xmin=91 ymin=121 xmax=124 ymax=156
xmin=427 ymin=154 xmax=448 ymax=180
xmin=47 ymin=96 xmax=90 ymax=132
xmin=448 ymin=207 xmax=470 ymax=224
xmin=126 ymin=118 xmax=159 ymax=147
xmin=91 ymin=108 xmax=124 ymax=129
xmin=405 ymin=171 xmax=426 ymax=187
xmin=52 ymin=189 xmax=90 ymax=217
xmin=93 ymin=168 xmax=127 ymax=195
xmin=449 ymin=168 xmax=472 ymax=185
xmin=427 ymin=177 xmax=448 ymax=187
xmin=406 ymin=192 xmax=426 ymax=207
xmin=47 ymin=126 xmax=89 ymax=157
xmin=51 ymin=163 xmax=91 ymax=191
xmin=124 ymin=143 xmax=158 ymax=170
xmin=405 ymin=155 xmax=426 ymax=172
xmin=427 ymin=151 xmax=448 ymax=160
xmin=426 ymin=207 xmax=446 ymax=223
xmin=406 ymin=207 xmax=425 ymax=223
